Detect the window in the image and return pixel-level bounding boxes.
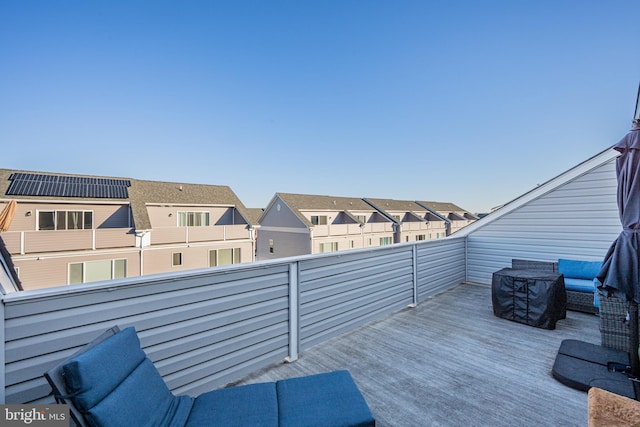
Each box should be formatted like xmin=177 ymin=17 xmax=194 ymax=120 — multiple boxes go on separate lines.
xmin=39 ymin=210 xmax=93 ymax=230
xmin=311 ymin=215 xmax=327 ymax=225
xmin=355 ymin=215 xmax=367 ymax=224
xmin=113 ymin=259 xmax=126 ymax=278
xmin=209 ymin=248 xmax=241 ymax=267
xmin=416 ymin=235 xmax=426 ymax=241
xmin=69 ymin=259 xmax=126 ymax=284
xmin=85 ymin=260 xmax=112 ymax=282
xmin=39 ymin=211 xmax=54 ymax=230
xmin=380 ymin=237 xmax=392 ymax=245
xmin=84 ymin=212 xmax=93 ymax=229
xmin=172 ymin=252 xmax=183 ymax=266
xmin=349 ymin=240 xmax=355 ymax=248
xmin=319 ymin=242 xmax=338 ymax=253
xmin=178 ymin=211 xmax=210 ymax=227
xmin=269 ymin=239 xmax=274 ymax=253
xmin=69 ymin=263 xmax=83 ymax=284
xmin=405 ymin=236 xmax=409 ymax=242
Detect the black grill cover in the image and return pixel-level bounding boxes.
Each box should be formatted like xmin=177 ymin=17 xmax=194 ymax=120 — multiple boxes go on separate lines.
xmin=492 ymin=268 xmax=566 ymax=330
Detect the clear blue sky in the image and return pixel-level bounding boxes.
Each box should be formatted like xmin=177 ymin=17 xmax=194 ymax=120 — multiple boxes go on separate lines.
xmin=1 ymin=1 xmax=639 ymax=213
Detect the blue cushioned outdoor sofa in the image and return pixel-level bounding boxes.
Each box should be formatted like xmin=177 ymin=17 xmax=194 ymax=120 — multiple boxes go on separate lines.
xmin=512 ymin=258 xmax=602 ymax=314
xmin=44 ymin=326 xmax=375 ymax=427
xmin=558 ymin=258 xmax=602 ymax=314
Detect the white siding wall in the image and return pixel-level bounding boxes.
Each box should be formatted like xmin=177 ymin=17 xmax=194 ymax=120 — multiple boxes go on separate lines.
xmin=256 ymin=197 xmax=310 ymax=260
xmin=467 ymin=158 xmax=621 ymax=284
xmin=257 ymin=229 xmax=311 ymax=260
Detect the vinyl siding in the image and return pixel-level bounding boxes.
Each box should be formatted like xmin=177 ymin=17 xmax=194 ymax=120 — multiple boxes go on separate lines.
xmin=142 ymin=242 xmax=254 ymax=275
xmin=466 ymin=158 xmax=620 ymax=284
xmin=256 ymin=197 xmax=310 ymax=260
xmin=94 ymin=228 xmax=136 ymax=249
xmin=146 ymin=206 xmax=236 ymax=228
xmin=416 ymin=237 xmax=466 ymax=301
xmin=3 ymin=202 xmax=130 ymax=232
xmin=259 ymin=197 xmax=307 ymax=228
xmin=298 ymin=246 xmax=415 ymax=350
xmin=257 ymin=228 xmax=310 ymax=260
xmin=13 ymin=251 xmax=141 ymax=290
xmin=4 ymin=264 xmax=291 ymax=403
xmin=3 ymin=240 xmax=463 ymax=404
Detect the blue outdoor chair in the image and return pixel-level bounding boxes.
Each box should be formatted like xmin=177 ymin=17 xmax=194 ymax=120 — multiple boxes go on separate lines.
xmin=44 ymin=326 xmax=375 ymax=427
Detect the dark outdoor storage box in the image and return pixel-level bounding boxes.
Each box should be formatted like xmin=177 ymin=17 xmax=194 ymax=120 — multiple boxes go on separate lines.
xmin=492 ymin=268 xmax=566 ymax=330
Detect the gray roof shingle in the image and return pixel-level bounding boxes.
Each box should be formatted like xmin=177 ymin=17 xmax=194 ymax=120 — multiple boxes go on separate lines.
xmin=0 ymin=169 xmax=254 ymax=230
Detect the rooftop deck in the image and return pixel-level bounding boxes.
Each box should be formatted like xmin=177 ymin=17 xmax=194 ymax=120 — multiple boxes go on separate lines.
xmin=238 ymin=283 xmax=600 ymax=427
xmin=0 ymin=146 xmax=624 ymax=426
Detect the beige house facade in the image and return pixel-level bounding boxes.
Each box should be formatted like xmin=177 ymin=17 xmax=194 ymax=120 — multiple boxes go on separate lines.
xmin=257 ymin=193 xmax=396 ymax=260
xmin=363 ymin=198 xmax=448 ymax=242
xmin=415 ymin=201 xmax=478 ymax=235
xmin=0 ymin=169 xmax=256 ymax=290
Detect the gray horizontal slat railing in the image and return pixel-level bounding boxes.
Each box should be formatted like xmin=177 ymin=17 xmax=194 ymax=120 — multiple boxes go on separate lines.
xmin=417 ymin=237 xmax=466 ymax=302
xmin=1 ymin=238 xmax=467 ymax=404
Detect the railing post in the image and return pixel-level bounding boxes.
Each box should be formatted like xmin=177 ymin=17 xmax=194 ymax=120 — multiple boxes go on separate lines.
xmin=285 ymin=261 xmax=299 ymax=362
xmin=464 ymin=235 xmax=469 ymax=282
xmin=411 ymin=245 xmax=418 ymax=307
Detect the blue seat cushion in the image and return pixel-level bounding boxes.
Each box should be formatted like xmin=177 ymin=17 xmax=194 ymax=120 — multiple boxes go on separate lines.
xmin=276 ymin=370 xmax=375 ymax=427
xmin=558 ymin=259 xmax=602 ymax=280
xmin=185 ymin=382 xmax=278 ymax=427
xmin=62 ymin=327 xmax=193 ymax=427
xmin=564 ymin=277 xmax=597 ymax=293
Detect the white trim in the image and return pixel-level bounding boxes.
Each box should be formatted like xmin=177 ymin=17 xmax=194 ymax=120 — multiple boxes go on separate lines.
xmin=68 ymin=258 xmax=128 ymax=285
xmin=176 ymin=210 xmax=211 ymax=227
xmin=456 ymin=147 xmax=619 ymax=237
xmin=172 ymin=252 xmax=183 ymax=267
xmin=208 ymin=247 xmax=242 ymax=267
xmin=11 ymin=247 xmax=142 ymax=261
xmin=145 ymin=202 xmax=235 ymax=208
xmin=259 ymin=225 xmax=310 ymax=234
xmin=35 ymin=209 xmax=95 ymax=231
xmin=0 ymin=198 xmax=130 ymax=206
xmin=286 ymin=262 xmax=299 ymax=362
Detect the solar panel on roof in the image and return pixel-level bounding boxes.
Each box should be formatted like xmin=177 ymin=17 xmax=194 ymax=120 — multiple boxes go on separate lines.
xmin=6 ymin=173 xmax=131 ymax=199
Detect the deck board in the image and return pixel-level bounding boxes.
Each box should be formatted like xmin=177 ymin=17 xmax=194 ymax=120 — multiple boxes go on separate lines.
xmin=238 ymin=283 xmax=602 ymax=427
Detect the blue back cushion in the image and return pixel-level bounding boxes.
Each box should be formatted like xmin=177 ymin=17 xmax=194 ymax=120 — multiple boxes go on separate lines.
xmin=62 ymin=327 xmax=146 ymax=411
xmin=558 ymin=259 xmax=602 ymax=280
xmin=62 ymin=327 xmax=192 ymax=427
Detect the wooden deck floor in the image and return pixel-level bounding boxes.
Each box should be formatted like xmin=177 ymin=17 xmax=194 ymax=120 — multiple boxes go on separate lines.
xmin=238 ymin=283 xmax=601 ymax=427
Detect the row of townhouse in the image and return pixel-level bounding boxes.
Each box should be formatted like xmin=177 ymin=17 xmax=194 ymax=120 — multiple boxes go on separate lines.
xmin=0 ymin=169 xmax=477 ymax=290
xmin=0 ymin=169 xmax=257 ymax=290
xmin=254 ymin=193 xmax=477 ymax=260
